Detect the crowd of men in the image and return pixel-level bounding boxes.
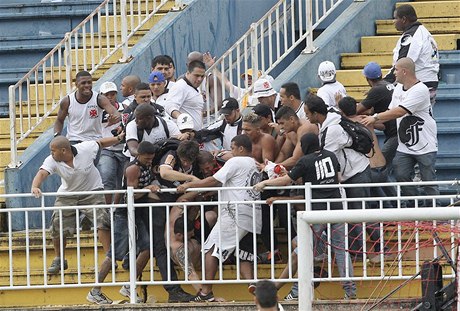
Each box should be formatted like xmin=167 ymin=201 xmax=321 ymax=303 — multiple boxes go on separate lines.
xmin=30 ymin=4 xmax=439 ymax=305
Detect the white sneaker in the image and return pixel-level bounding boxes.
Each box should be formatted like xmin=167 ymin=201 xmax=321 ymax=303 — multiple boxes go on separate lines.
xmin=87 ymin=289 xmax=112 ymax=304
xmin=119 ymin=285 xmax=143 ymax=303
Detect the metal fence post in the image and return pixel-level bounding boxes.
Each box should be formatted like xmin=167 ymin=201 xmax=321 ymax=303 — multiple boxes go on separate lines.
xmin=126 ymin=186 xmax=137 ymax=304
xmin=8 ymin=85 xmax=18 ymax=168
xmin=250 ymin=23 xmax=259 ymax=81
xmin=302 ymin=0 xmax=317 ymax=54
xmin=298 ymin=182 xmax=313 ymax=310
xmin=64 ymin=33 xmax=72 ymax=94
xmin=119 ymin=0 xmax=129 ymax=63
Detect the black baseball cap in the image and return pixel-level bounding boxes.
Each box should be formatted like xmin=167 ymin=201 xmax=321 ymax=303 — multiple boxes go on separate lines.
xmin=252 ymin=104 xmax=272 ymax=118
xmin=219 ymin=98 xmax=239 ymax=115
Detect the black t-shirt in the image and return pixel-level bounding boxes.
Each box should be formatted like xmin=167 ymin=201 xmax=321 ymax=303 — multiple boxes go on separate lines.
xmin=288 ymin=150 xmax=342 ymax=210
xmin=361 ymin=80 xmax=397 ymax=139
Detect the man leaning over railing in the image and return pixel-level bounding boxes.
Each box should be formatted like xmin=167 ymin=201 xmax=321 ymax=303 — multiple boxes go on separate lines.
xmin=177 ymin=134 xmax=263 ymax=302
xmin=31 ymin=133 xmax=125 ymax=275
xmin=254 ymin=133 xmax=357 ymax=300
xmin=87 ymin=141 xmax=159 ymax=304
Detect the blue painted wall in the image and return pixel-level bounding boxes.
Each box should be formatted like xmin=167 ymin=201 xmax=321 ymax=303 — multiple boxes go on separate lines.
xmin=5 ymin=0 xmax=278 ymax=230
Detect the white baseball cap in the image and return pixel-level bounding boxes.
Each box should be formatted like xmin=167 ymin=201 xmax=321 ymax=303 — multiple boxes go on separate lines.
xmin=177 ymin=113 xmax=194 ymax=131
xmin=99 ymin=81 xmax=118 ymax=94
xmin=318 ymin=61 xmax=336 ymax=82
xmin=253 ymin=78 xmax=277 ymax=98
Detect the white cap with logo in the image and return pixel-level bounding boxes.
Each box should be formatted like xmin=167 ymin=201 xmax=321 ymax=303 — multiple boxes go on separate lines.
xmin=177 ymin=113 xmax=194 ymax=131
xmin=99 ymin=81 xmax=118 ymax=94
xmin=253 ymin=78 xmax=277 ymax=98
xmin=318 ymin=61 xmax=337 ymax=82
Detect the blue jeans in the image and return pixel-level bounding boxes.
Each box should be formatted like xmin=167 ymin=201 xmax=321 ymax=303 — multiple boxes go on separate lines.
xmin=312 ymin=223 xmax=356 ymax=296
xmin=97 ymin=149 xmax=128 ymax=191
xmin=381 ymin=136 xmax=398 ymax=171
xmin=393 ymin=151 xmax=439 ymax=207
xmin=343 ymin=166 xmax=373 ymax=252
xmin=108 ymin=210 xmax=150 ymax=261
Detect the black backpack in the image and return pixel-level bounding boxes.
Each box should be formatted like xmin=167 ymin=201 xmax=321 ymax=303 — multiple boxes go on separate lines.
xmin=321 ymin=111 xmax=374 ymax=155
xmin=339 ymin=117 xmax=374 ymax=155
xmin=151 ymin=137 xmax=181 ymax=167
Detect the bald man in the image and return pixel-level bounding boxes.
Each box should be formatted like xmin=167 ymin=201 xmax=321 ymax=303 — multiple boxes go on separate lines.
xmin=120 ymin=75 xmax=141 ymax=107
xmin=362 ymin=57 xmax=438 ymax=207
xmin=31 ymin=134 xmax=124 ymax=275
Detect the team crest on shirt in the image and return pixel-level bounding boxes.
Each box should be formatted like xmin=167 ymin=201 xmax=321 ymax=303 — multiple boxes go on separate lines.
xmin=401 ymin=34 xmax=412 ymax=46
xmin=245 ymin=168 xmax=262 ymax=200
xmin=88 ymin=108 xmax=98 ymax=118
xmin=398 ymin=115 xmax=428 ymax=151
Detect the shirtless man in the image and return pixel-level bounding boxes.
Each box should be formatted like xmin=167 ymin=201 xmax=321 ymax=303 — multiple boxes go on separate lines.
xmin=274 ymin=106 xmax=318 ymax=169
xmin=242 ymin=112 xmax=277 ymax=163
xmin=252 ymin=104 xmax=285 ymax=154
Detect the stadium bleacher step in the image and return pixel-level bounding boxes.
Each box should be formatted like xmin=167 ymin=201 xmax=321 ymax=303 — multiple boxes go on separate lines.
xmin=360 ymin=34 xmax=460 ymax=53
xmin=376 ymin=17 xmax=460 ymax=35
xmin=397 ymin=0 xmax=460 ymax=19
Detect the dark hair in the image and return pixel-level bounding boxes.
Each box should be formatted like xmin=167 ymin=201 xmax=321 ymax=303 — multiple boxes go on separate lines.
xmin=231 ymin=134 xmax=252 ymax=152
xmin=281 ymin=82 xmax=301 ymax=100
xmin=162 ymin=54 xmax=175 ymax=68
xmin=338 ymin=96 xmax=357 ymax=117
xmin=197 ymin=150 xmax=214 ymax=166
xmin=135 ymin=103 xmax=156 ymax=117
xmin=395 ymin=4 xmax=417 ymax=22
xmin=305 ymin=94 xmax=328 ymax=116
xmin=255 ymin=280 xmax=278 ymax=308
xmin=137 ymin=141 xmax=158 ymax=155
xmin=135 ymin=82 xmax=150 ymax=92
xmin=76 ymin=70 xmax=91 ymax=81
xmin=187 ymin=60 xmax=206 ymax=73
xmin=275 ymin=105 xmax=298 ymax=121
xmin=151 ymin=55 xmax=172 ymax=69
xmin=174 ymin=216 xmax=194 ymax=235
xmin=177 ymin=140 xmax=200 ymax=162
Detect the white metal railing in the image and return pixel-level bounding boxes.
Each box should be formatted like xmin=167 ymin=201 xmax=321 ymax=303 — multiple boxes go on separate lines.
xmin=1 ymin=181 xmax=460 ymax=306
xmin=8 ymin=0 xmax=175 ymax=168
xmin=298 ymin=181 xmax=460 ymax=310
xmin=0 ymin=186 xmax=305 ymax=304
xmin=204 ymin=0 xmax=346 ymax=122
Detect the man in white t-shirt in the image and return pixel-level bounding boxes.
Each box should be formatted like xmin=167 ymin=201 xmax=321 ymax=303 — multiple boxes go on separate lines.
xmin=164 ymin=60 xmax=206 ymax=131
xmin=31 ymin=134 xmax=124 ymax=275
xmin=316 ymin=61 xmax=347 ymax=109
xmin=177 ymin=134 xmax=262 ymax=302
xmin=384 ymin=4 xmax=439 ymax=105
xmin=124 ymin=104 xmax=182 ymax=159
xmin=363 ymin=57 xmax=438 ymax=206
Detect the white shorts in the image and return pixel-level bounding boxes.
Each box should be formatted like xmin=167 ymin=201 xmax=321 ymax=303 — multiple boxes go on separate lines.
xmin=203 ymin=216 xmax=255 ymax=262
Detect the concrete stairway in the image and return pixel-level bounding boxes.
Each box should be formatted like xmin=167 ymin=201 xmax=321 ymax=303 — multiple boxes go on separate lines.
xmin=335 ymin=0 xmax=460 ymax=183
xmin=0 ymin=0 xmax=175 ymax=205
xmin=0 ymin=224 xmax=454 ymax=307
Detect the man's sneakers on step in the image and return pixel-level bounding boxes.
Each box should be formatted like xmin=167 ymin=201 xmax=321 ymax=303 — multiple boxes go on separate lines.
xmin=86 ymin=289 xmax=113 ymax=304
xmin=119 ymin=285 xmax=143 ymax=303
xmin=47 ymin=257 xmax=68 ymax=275
xmin=191 ymin=291 xmax=215 ymax=302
